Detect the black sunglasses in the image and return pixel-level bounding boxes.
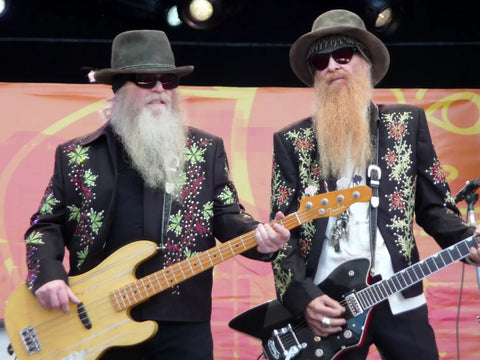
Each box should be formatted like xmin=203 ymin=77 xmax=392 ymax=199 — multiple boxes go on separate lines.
xmin=309 ymin=46 xmax=359 ymax=71
xmin=128 ymin=74 xmax=179 ymax=90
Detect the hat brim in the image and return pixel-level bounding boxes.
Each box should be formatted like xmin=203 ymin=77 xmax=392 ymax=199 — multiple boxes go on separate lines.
xmin=290 ymin=25 xmax=390 ymax=86
xmin=94 ymin=65 xmax=194 ymax=85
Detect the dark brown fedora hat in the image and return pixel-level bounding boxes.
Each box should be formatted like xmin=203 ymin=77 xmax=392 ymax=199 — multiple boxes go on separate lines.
xmin=94 ymin=30 xmax=194 ymax=85
xmin=289 ymin=9 xmax=390 ymax=86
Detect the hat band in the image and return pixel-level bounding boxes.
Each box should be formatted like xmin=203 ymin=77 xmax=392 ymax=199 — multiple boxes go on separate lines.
xmin=115 ymin=64 xmax=176 ymax=71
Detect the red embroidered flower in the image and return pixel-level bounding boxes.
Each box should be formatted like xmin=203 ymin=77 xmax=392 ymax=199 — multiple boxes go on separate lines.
xmin=295 ymin=137 xmax=313 ymax=152
xmin=390 ymin=192 xmax=405 ymax=210
xmin=388 ymin=122 xmax=406 ymax=139
xmin=385 ymin=150 xmax=397 ymax=165
xmin=277 ymin=186 xmax=291 ymax=205
xmin=299 ymin=238 xmax=311 ymax=257
xmin=429 ymin=161 xmax=446 ymax=183
xmin=311 ymin=164 xmax=321 ymax=178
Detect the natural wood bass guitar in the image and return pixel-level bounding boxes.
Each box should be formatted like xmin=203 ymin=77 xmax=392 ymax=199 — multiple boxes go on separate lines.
xmin=5 ymin=186 xmax=372 ymax=360
xmin=229 ymin=234 xmax=478 ymax=360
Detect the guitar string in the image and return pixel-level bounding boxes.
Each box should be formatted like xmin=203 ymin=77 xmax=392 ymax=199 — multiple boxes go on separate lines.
xmin=23 ymin=190 xmax=365 ymax=358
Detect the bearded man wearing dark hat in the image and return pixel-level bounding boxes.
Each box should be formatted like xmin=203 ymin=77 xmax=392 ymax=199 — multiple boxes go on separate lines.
xmin=22 ymin=30 xmax=290 ymax=360
xmin=269 ymin=9 xmax=480 ymax=360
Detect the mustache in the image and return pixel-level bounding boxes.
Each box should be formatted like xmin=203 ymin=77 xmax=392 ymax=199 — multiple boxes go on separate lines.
xmin=323 ymin=69 xmax=350 ymax=83
xmin=144 ymin=93 xmax=171 ymax=105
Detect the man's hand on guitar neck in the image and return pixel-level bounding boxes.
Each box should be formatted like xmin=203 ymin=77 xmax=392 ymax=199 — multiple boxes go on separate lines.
xmin=254 ymin=211 xmax=290 ymax=254
xmin=35 ymin=279 xmax=81 ymax=313
xmin=467 ymin=226 xmax=480 ymax=265
xmin=304 ymin=294 xmax=346 ymax=337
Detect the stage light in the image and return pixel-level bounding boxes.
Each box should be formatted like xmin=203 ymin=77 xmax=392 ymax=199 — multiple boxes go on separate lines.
xmin=363 ymin=0 xmax=402 ymax=35
xmin=166 ymin=5 xmax=182 ymax=27
xmin=189 ymin=0 xmax=213 ymax=22
xmin=0 ymin=0 xmax=7 ymax=17
xmin=178 ymin=0 xmax=232 ymax=30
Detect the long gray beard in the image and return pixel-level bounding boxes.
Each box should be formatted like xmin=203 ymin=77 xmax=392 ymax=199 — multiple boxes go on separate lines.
xmin=109 ymin=91 xmax=186 ymax=194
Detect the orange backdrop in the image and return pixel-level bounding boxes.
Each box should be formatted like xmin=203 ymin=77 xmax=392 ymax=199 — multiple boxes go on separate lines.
xmin=1 ymin=83 xmax=479 ymax=359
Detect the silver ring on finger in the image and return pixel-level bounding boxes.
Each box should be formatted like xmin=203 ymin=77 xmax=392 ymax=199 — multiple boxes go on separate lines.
xmin=321 ymin=315 xmax=331 ymax=327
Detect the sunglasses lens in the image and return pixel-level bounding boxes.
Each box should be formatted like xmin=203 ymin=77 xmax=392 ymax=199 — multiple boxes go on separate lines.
xmin=332 ymin=47 xmax=354 ymax=64
xmin=310 ymin=47 xmax=356 ymax=71
xmin=134 ymin=74 xmax=179 ymax=90
xmin=310 ymin=53 xmax=330 ymax=71
xmin=160 ymin=75 xmax=179 ymax=90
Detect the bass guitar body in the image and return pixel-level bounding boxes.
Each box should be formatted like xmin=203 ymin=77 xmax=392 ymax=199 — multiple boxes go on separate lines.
xmin=5 ymin=241 xmax=159 ymax=360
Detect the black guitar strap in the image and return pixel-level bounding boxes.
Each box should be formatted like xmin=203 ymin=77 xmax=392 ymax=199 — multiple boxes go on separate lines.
xmin=143 ymin=186 xmax=172 ymax=249
xmin=367 ymin=113 xmax=381 ymax=275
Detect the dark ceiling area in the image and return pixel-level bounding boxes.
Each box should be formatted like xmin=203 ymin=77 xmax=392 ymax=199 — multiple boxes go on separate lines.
xmin=1 ymin=0 xmax=479 ymax=88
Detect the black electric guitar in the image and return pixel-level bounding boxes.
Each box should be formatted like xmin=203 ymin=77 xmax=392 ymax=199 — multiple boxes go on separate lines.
xmin=5 ymin=186 xmax=371 ymax=360
xmin=229 ymin=234 xmax=478 ymax=360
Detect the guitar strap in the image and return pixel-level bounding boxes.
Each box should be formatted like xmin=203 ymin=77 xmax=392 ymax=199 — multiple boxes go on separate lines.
xmin=367 ymin=111 xmax=381 ymax=275
xmin=143 ymin=186 xmax=172 ymax=249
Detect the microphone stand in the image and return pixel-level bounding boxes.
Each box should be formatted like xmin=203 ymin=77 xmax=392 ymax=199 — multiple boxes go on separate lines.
xmin=462 ymin=189 xmax=479 ymax=323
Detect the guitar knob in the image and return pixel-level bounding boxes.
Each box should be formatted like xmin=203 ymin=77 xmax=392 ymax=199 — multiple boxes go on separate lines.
xmin=305 ymin=201 xmax=313 ymax=209
xmin=343 ymin=329 xmax=353 ymax=339
xmin=315 ymin=348 xmax=324 ymax=358
xmin=336 ymin=194 xmax=345 ymax=202
xmin=319 ymin=209 xmax=326 ymax=216
xmin=352 ymin=191 xmax=360 ymax=199
xmin=321 ymin=198 xmax=329 ymax=206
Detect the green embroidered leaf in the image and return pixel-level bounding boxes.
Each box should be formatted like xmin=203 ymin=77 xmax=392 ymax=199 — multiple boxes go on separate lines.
xmin=83 ymin=169 xmax=98 ymax=187
xmin=67 ymin=205 xmax=81 ymax=222
xmin=68 ymin=146 xmax=89 ymax=165
xmin=40 ymin=193 xmax=60 ymax=214
xmin=272 ymin=250 xmax=293 ymax=300
xmin=203 ymin=201 xmax=214 ymax=220
xmin=89 ymin=210 xmax=104 ymax=234
xmin=219 ymin=186 xmax=235 ymax=205
xmin=168 ymin=211 xmax=183 ymax=236
xmin=185 ymin=143 xmax=206 ymax=164
xmin=184 ymin=247 xmax=198 ymax=258
xmin=25 ymin=231 xmax=44 ymax=245
xmin=77 ymin=247 xmax=89 ymax=268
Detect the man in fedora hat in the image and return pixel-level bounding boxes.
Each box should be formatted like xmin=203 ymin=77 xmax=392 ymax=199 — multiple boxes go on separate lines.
xmin=269 ymin=9 xmax=480 ymax=359
xmin=23 ymin=29 xmax=290 ymax=359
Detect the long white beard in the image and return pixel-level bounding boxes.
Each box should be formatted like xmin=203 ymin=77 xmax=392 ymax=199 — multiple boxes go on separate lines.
xmin=109 ymin=90 xmax=186 ymax=194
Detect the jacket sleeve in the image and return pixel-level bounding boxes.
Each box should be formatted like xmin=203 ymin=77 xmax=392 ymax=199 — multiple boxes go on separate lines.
xmin=270 ymin=130 xmax=323 ymax=317
xmin=413 ymin=108 xmax=475 ymax=247
xmin=209 ymin=137 xmax=274 ymax=261
xmin=25 ymin=145 xmax=69 ymax=293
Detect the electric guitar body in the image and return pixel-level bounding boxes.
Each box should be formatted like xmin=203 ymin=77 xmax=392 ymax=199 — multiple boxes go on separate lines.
xmin=229 ymin=235 xmax=478 ymax=360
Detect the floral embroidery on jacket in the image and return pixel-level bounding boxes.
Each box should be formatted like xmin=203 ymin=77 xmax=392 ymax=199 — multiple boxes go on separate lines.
xmin=163 ymin=136 xmax=227 ymax=295
xmin=25 ymin=231 xmax=44 ymax=289
xmin=64 ymin=144 xmax=103 ymax=269
xmin=382 ymin=111 xmax=416 ymax=264
xmin=271 ymin=124 xmax=321 ymax=299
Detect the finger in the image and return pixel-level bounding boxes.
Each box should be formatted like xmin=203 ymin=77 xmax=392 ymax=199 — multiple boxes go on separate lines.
xmin=67 ymin=287 xmax=82 ymax=305
xmin=57 ymin=286 xmax=72 ymax=313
